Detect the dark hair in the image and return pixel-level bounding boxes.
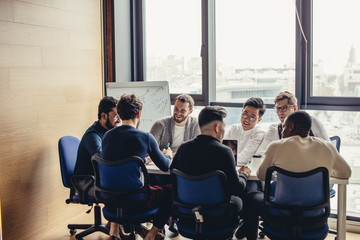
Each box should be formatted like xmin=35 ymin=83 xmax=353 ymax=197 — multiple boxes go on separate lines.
xmin=117 ymin=94 xmax=143 ymax=120
xmin=274 ymin=91 xmax=298 ymax=106
xmin=174 ymin=94 xmax=195 ymax=110
xmin=198 ymin=106 xmax=227 ymax=127
xmin=286 ymin=111 xmax=312 ymax=137
xmin=243 ymin=97 xmax=266 ymax=117
xmin=98 ymin=96 xmax=118 ymax=120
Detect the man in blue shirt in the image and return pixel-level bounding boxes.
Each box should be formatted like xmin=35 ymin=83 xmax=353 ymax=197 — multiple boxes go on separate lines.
xmin=102 ymin=94 xmax=172 ymax=240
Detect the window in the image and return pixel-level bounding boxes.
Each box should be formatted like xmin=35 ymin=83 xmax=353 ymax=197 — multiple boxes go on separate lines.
xmin=144 ymin=0 xmax=202 ymax=95
xmin=307 ymin=110 xmax=360 ymax=217
xmin=313 ymin=0 xmax=360 ymax=98
xmin=215 ymin=0 xmax=296 ymax=104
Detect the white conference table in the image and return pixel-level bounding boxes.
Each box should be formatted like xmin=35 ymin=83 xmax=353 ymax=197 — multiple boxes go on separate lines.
xmin=146 ymin=163 xmax=349 ymax=240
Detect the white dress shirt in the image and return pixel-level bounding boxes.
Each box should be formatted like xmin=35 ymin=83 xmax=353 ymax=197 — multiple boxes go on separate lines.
xmin=224 ymin=124 xmax=265 ymax=164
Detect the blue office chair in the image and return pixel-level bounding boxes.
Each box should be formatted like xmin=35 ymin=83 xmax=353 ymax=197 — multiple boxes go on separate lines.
xmin=330 ymin=136 xmax=341 ymax=153
xmin=92 ymin=153 xmax=161 ymax=240
xmin=260 ymin=166 xmax=330 ymax=240
xmin=58 ymin=136 xmax=109 ymax=239
xmin=170 ymin=169 xmax=241 ymax=240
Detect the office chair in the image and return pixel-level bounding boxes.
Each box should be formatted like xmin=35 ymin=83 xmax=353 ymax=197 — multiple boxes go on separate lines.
xmin=170 ymin=169 xmax=241 ymax=240
xmin=330 ymin=136 xmax=341 ymax=153
xmin=58 ymin=136 xmax=109 ymax=239
xmin=92 ymin=154 xmax=161 ymax=240
xmin=260 ymin=166 xmax=330 ymax=240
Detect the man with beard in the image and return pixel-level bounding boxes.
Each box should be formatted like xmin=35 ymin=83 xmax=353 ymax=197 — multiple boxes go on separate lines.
xmin=73 ymin=96 xmax=129 ymax=240
xmin=74 ymin=96 xmax=120 ymax=176
xmin=150 ymin=94 xmax=200 ymax=154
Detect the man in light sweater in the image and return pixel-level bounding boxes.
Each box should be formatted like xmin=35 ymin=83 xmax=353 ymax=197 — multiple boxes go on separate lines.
xmin=256 ymin=91 xmax=329 ymax=155
xmin=150 ymin=94 xmax=200 ymax=154
xmin=240 ymin=111 xmax=351 ymax=240
xmin=224 ymin=97 xmax=266 ymax=165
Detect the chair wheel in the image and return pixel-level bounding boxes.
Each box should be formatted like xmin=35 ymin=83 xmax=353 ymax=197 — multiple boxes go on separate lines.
xmin=259 ymin=231 xmax=265 ymax=239
xmin=69 ymin=229 xmax=77 ymax=235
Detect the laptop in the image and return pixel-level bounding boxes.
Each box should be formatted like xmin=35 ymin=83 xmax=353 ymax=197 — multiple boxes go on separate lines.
xmin=222 ymin=139 xmax=238 ymax=166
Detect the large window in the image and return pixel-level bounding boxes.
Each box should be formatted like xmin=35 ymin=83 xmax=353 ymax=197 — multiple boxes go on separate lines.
xmin=144 ymin=0 xmax=202 ymax=95
xmin=111 ymin=0 xmax=360 ymax=221
xmin=216 ymin=0 xmax=296 ymax=104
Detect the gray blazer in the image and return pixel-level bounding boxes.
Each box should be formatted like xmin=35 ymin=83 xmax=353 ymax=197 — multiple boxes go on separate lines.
xmin=150 ymin=116 xmax=200 ymax=150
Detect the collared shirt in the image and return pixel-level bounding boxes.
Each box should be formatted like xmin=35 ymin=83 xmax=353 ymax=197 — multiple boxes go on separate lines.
xmin=224 ymin=124 xmax=265 ymax=164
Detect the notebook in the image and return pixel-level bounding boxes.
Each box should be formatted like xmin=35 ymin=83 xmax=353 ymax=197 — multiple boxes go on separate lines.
xmin=222 ymin=139 xmax=238 ymax=166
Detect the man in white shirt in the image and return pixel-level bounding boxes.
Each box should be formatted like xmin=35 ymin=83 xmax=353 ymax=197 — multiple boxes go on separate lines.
xmin=256 ymin=91 xmax=329 ymax=155
xmin=224 ymin=97 xmax=266 ymax=165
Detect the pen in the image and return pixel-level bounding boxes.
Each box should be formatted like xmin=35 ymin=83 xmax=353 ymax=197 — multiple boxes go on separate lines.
xmin=166 ymin=142 xmax=170 ymax=148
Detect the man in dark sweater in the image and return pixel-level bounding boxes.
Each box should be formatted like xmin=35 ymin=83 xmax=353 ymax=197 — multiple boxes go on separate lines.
xmin=102 ymin=94 xmax=172 ymax=240
xmin=74 ymin=96 xmax=120 ymax=176
xmin=170 ymin=105 xmax=251 ymax=215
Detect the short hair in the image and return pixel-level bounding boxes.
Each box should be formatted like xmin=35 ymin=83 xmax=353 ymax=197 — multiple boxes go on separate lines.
xmin=98 ymin=96 xmax=118 ymax=120
xmin=174 ymin=94 xmax=195 ymax=110
xmin=243 ymin=97 xmax=266 ymax=117
xmin=198 ymin=106 xmax=227 ymax=127
xmin=117 ymin=94 xmax=143 ymax=120
xmin=274 ymin=91 xmax=298 ymax=106
xmin=286 ymin=111 xmax=312 ymax=136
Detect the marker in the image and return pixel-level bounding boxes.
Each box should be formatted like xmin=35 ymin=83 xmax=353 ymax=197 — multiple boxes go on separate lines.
xmin=166 ymin=142 xmax=170 ymax=148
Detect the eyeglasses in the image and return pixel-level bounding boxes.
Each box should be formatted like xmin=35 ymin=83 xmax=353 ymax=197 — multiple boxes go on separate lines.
xmin=241 ymin=112 xmax=257 ymax=122
xmin=274 ymin=105 xmax=294 ymax=112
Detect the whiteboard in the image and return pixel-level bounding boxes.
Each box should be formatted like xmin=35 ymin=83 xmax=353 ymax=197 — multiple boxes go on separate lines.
xmin=106 ymin=81 xmax=171 ymax=132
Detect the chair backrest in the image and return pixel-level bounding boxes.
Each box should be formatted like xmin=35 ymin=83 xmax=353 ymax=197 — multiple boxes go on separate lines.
xmin=263 ymin=166 xmax=330 ymax=236
xmin=92 ymin=154 xmax=149 ymax=207
xmin=58 ymin=136 xmax=80 ymax=188
xmin=330 ymin=135 xmax=341 ymax=152
xmin=171 ymin=169 xmax=230 ymax=216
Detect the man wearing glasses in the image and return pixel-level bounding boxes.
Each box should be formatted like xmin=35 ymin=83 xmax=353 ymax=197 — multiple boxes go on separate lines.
xmin=256 ymin=91 xmax=329 ymax=155
xmin=224 ymin=97 xmax=266 ymax=164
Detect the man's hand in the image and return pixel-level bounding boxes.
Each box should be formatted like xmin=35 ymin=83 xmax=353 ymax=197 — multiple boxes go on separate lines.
xmin=145 ymin=156 xmax=152 ymax=165
xmin=163 ymin=147 xmax=173 ymax=159
xmin=238 ymin=164 xmax=251 ymax=177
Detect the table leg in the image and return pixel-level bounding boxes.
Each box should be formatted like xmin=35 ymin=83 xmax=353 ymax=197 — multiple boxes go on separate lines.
xmin=337 ymin=183 xmax=347 ymax=240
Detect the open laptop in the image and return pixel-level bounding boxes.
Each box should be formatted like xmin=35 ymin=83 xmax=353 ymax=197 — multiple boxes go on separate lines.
xmin=222 ymin=139 xmax=238 ymax=166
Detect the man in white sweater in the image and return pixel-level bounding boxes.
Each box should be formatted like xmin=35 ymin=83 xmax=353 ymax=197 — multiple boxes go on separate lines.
xmin=224 ymin=97 xmax=266 ymax=165
xmin=256 ymin=91 xmax=329 ymax=155
xmin=240 ymin=111 xmax=351 ymax=240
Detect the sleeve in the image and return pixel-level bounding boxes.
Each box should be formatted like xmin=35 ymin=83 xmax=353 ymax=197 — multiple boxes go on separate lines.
xmin=149 ymin=120 xmax=164 ymax=146
xmin=256 ymin=142 xmax=276 ymax=181
xmin=192 ymin=120 xmax=201 ymax=139
xmin=83 ymin=132 xmax=102 ymax=156
xmin=224 ymin=125 xmax=235 ymax=139
xmin=238 ymin=130 xmax=265 ymax=163
xmin=311 ymin=116 xmax=330 ymax=141
xmin=256 ymin=124 xmax=278 ymax=155
xmin=148 ymin=133 xmax=171 ymax=172
xmin=328 ymin=142 xmax=352 ymax=179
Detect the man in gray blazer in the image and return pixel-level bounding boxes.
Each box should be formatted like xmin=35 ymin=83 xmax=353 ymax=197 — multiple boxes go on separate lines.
xmin=150 ymin=94 xmax=200 ymax=154
xmin=149 ymin=94 xmax=200 ymax=236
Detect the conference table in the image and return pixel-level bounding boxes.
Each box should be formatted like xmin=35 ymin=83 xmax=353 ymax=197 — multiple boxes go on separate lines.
xmin=146 ymin=162 xmax=349 ymax=240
